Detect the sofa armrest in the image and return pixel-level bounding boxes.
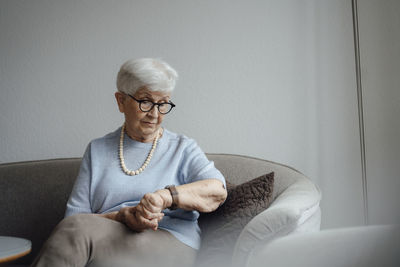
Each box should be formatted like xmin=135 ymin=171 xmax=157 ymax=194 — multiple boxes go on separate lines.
xmin=232 ymin=177 xmax=321 ymax=267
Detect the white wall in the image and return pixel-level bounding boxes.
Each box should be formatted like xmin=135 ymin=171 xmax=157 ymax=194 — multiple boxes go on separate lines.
xmin=1 ymin=0 xmax=397 ymax=229
xmin=358 ymin=0 xmax=400 ymax=225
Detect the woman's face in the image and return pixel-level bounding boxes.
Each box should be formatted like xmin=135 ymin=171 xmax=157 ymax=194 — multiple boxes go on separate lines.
xmin=115 ymin=88 xmax=172 ymax=142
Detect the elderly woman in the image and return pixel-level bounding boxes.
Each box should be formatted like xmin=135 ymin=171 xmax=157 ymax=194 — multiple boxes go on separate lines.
xmin=32 ymin=58 xmax=227 ymax=267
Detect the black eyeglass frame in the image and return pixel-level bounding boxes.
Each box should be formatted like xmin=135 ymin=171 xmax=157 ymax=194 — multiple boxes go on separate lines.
xmin=127 ymin=94 xmax=176 ymax=114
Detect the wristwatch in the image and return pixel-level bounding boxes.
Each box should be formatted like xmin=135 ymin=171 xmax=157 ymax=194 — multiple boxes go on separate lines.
xmin=165 ymin=185 xmax=178 ymax=210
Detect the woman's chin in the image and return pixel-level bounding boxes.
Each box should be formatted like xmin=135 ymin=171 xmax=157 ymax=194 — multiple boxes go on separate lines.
xmin=140 ymin=127 xmax=159 ymax=136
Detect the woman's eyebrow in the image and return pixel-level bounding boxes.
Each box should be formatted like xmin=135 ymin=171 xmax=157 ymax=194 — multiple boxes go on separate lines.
xmin=137 ymin=94 xmax=170 ymax=102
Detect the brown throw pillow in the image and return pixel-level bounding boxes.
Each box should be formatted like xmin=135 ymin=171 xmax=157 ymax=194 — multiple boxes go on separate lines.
xmin=196 ymin=172 xmax=275 ymax=267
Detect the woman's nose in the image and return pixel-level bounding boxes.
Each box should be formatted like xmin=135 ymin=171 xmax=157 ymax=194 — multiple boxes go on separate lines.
xmin=147 ymin=106 xmax=159 ymax=118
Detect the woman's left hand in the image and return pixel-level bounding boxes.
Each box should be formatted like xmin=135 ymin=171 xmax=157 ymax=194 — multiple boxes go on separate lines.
xmin=136 ymin=192 xmax=168 ymax=221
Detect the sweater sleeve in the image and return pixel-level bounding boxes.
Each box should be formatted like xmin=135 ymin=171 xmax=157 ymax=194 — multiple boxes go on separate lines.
xmin=179 ymin=139 xmax=226 ymax=188
xmin=64 ymin=143 xmax=93 ymax=217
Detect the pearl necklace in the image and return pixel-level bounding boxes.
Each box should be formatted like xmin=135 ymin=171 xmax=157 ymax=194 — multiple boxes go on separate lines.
xmin=119 ymin=123 xmax=160 ymax=176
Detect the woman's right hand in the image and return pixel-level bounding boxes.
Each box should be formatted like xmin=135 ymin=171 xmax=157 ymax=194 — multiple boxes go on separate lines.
xmin=115 ymin=206 xmax=164 ymax=232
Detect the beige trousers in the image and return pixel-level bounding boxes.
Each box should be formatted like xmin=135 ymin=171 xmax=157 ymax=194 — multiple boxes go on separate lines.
xmin=31 ymin=214 xmax=196 ymax=267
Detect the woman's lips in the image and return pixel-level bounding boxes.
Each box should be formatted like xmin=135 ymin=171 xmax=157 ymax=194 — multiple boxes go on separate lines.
xmin=142 ymin=121 xmax=155 ymax=126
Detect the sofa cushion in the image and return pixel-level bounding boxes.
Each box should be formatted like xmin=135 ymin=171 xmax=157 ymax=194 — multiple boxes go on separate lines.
xmin=231 ymin=176 xmax=321 ymax=267
xmin=196 ymin=172 xmax=274 ymax=266
xmin=247 ymin=225 xmax=400 ymax=267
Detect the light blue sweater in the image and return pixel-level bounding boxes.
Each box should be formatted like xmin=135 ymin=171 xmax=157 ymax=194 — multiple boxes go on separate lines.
xmin=65 ymin=127 xmax=226 ymax=249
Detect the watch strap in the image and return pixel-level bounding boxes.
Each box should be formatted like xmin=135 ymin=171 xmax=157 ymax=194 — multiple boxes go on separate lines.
xmin=165 ymin=185 xmax=178 ymax=210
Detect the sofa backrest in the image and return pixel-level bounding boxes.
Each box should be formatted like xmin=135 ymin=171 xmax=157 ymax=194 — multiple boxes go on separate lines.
xmin=0 ymin=154 xmax=306 ymax=264
xmin=207 ymin=153 xmax=307 ymax=200
xmin=0 ymin=158 xmax=80 ymax=264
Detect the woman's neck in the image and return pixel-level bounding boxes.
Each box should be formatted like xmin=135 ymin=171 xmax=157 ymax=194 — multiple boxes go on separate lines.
xmin=125 ymin=127 xmax=163 ymax=143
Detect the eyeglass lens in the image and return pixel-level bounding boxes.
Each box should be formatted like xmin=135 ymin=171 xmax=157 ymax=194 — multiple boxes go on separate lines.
xmin=140 ymin=101 xmax=173 ymax=114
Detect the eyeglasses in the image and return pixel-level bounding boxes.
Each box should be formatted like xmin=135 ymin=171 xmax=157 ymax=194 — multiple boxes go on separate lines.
xmin=127 ymin=94 xmax=176 ymax=114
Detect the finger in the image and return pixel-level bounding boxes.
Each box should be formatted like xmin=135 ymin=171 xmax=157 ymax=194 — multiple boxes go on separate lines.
xmin=124 ymin=210 xmax=144 ymax=232
xmin=125 ymin=210 xmax=154 ymax=232
xmin=136 ymin=204 xmax=164 ymax=220
xmin=135 ymin=204 xmax=151 ymax=218
xmin=142 ymin=193 xmax=164 ymax=211
xmin=157 ymin=213 xmax=164 ymax=222
xmin=125 ymin=207 xmax=158 ymax=232
xmin=134 ymin=203 xmax=150 ymax=217
xmin=135 ymin=209 xmax=158 ymax=229
xmin=146 ymin=193 xmax=163 ymax=208
xmin=138 ymin=199 xmax=160 ymax=216
xmin=150 ymin=218 xmax=159 ymax=231
xmin=140 ymin=197 xmax=161 ymax=213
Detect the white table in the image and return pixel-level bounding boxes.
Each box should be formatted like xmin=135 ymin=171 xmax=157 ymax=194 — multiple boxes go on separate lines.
xmin=0 ymin=236 xmax=31 ymax=264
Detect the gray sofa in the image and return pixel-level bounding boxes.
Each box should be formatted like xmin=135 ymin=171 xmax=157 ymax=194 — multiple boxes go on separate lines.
xmin=0 ymin=154 xmax=321 ymax=266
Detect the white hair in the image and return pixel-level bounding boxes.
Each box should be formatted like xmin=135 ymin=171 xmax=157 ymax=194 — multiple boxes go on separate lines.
xmin=116 ymin=58 xmax=178 ymax=94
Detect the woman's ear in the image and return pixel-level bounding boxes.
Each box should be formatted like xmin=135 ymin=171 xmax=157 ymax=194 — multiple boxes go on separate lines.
xmin=115 ymin=92 xmax=126 ymax=113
